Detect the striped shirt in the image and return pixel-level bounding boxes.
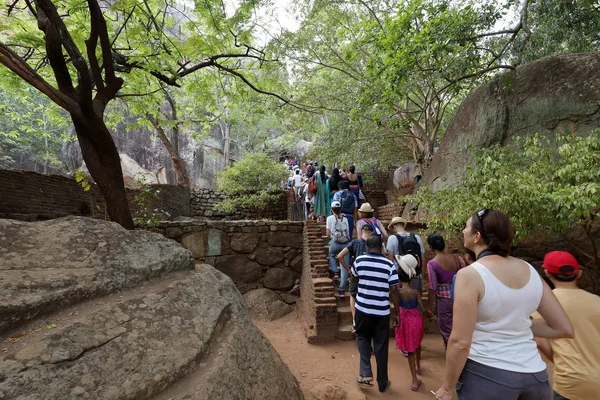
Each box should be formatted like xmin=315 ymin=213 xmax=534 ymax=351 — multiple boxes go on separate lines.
xmin=351 ymin=252 xmax=399 ymax=316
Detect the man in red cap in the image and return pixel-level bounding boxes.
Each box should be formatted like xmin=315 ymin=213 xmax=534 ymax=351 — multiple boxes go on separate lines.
xmin=534 ymin=251 xmax=600 ymax=400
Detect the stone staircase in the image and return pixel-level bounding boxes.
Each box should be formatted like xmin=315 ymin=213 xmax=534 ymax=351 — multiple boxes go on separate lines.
xmin=307 ymin=219 xmax=439 ymax=342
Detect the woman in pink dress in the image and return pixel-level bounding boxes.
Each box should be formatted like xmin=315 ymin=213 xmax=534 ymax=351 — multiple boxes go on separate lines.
xmin=395 ymin=254 xmax=433 ymax=392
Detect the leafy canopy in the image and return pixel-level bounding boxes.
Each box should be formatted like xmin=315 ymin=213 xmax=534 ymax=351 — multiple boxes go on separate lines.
xmin=216 ymin=152 xmax=287 ymax=212
xmin=406 ymin=132 xmax=600 ymax=242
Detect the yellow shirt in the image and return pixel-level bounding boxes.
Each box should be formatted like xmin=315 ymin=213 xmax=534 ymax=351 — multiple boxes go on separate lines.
xmin=550 ymin=288 xmax=600 ymax=400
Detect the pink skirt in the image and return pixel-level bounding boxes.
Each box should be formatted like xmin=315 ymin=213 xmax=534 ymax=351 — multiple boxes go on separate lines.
xmin=395 ymin=307 xmax=424 ymax=353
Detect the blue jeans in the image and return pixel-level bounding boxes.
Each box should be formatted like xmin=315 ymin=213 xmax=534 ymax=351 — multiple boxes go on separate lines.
xmin=338 ymin=252 xmax=350 ymax=292
xmin=329 ymin=240 xmax=348 ymax=275
xmin=343 ymin=213 xmax=354 ymax=239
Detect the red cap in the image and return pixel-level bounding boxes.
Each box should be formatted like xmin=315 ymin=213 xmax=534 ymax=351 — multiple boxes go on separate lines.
xmin=542 ymin=251 xmax=580 ymax=275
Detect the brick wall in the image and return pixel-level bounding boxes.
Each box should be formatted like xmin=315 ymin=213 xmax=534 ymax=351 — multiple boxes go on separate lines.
xmin=298 ymin=221 xmax=338 ymax=344
xmin=377 ymin=203 xmax=405 ymax=223
xmin=151 ymin=220 xmax=303 ymax=295
xmin=191 ymin=189 xmax=289 ymax=220
xmin=0 ymin=169 xmax=190 ymax=222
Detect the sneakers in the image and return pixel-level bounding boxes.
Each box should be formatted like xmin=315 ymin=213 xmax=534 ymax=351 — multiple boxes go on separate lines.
xmin=338 ymin=290 xmax=345 ymax=298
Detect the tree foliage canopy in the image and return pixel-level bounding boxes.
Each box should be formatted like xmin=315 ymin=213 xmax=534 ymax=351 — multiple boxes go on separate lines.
xmin=406 ymin=132 xmax=600 ymax=245
xmin=216 ymin=152 xmax=287 ymax=212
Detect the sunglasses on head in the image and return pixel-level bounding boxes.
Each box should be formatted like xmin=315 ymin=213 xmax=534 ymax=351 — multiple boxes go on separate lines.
xmin=476 ymin=208 xmax=488 ymax=237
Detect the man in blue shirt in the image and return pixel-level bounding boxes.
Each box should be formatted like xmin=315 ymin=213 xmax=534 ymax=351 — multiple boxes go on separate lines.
xmin=351 ymin=236 xmax=401 ymax=393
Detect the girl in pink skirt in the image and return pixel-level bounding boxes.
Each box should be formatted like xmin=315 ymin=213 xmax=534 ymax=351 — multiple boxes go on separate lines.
xmin=394 ymin=254 xmax=432 ymax=392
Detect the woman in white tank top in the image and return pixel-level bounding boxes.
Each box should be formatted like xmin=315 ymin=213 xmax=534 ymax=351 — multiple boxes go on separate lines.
xmin=435 ymin=209 xmax=574 ymax=400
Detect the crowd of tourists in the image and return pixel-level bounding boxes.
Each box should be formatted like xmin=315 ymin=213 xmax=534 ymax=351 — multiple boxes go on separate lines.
xmin=324 ymin=206 xmax=600 ymax=400
xmin=284 ymin=161 xmax=364 ymax=222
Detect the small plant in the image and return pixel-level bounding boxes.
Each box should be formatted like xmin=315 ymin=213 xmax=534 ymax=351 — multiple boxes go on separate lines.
xmin=132 ymin=173 xmax=164 ymax=227
xmin=74 ymin=168 xmax=92 ymax=191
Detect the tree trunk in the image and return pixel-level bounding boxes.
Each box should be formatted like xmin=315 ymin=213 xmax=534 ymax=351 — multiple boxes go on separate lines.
xmin=72 ymin=113 xmax=134 ymax=229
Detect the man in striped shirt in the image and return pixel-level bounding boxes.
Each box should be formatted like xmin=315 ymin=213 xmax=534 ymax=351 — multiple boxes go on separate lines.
xmin=351 ymin=236 xmax=401 ymax=393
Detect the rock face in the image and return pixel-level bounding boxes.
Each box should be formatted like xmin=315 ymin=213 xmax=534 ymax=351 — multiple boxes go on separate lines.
xmin=243 ymin=288 xmax=295 ymax=321
xmin=422 ymin=53 xmax=600 ymax=190
xmin=0 ymin=217 xmax=303 ymax=400
xmin=1 ymin=265 xmax=303 ymax=400
xmin=0 ymin=216 xmax=193 ymax=333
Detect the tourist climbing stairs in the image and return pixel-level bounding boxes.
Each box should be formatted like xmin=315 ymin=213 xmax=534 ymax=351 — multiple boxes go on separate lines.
xmin=308 ymin=219 xmax=438 ymax=342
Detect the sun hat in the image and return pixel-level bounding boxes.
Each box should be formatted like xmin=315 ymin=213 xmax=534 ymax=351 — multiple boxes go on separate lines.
xmin=358 ymin=203 xmax=374 ymax=213
xmin=542 ymin=251 xmax=580 ymax=275
xmin=331 ymin=201 xmax=341 ymax=208
xmin=397 ymin=254 xmax=418 ymax=279
xmin=388 ymin=216 xmax=407 ymax=229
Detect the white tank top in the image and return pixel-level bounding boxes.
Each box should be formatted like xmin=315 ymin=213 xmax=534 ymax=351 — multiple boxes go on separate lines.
xmin=468 ymin=261 xmax=546 ymax=373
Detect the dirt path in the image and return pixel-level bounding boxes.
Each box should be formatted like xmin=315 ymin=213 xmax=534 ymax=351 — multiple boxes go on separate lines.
xmin=254 ymin=311 xmax=454 ymax=400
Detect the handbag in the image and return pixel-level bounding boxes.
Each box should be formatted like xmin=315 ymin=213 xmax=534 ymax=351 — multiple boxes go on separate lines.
xmin=308 ymin=177 xmax=318 ymax=195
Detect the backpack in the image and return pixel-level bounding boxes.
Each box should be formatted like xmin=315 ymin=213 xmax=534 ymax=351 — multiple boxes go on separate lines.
xmin=332 ymin=218 xmax=350 ymax=244
xmin=361 ymin=218 xmax=382 ymax=237
xmin=340 ymin=191 xmax=355 ymax=214
xmin=395 ymin=233 xmax=422 ymax=275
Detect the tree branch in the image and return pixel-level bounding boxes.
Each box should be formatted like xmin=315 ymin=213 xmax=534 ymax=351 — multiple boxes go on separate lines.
xmin=34 ymin=0 xmax=92 ymax=101
xmin=0 ymin=42 xmax=78 ymax=112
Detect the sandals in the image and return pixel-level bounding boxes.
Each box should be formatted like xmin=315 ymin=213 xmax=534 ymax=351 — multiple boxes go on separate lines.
xmin=411 ymin=379 xmax=423 ymax=392
xmin=355 ymin=377 xmax=373 ymax=387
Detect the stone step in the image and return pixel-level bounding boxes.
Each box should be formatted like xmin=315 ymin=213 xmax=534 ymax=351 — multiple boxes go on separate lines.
xmin=336 ymin=324 xmax=355 ymax=341
xmin=315 ymin=296 xmax=337 ymax=305
xmin=337 ymin=305 xmax=353 ymax=326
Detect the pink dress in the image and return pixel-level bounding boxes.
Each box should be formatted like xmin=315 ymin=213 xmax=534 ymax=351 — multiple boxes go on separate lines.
xmin=395 ymin=296 xmax=424 ymax=353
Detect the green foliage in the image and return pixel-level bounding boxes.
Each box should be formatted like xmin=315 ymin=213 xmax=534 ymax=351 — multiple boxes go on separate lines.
xmin=406 ymin=132 xmax=600 ymax=242
xmin=132 ymin=174 xmax=163 ymax=228
xmin=74 ymin=168 xmax=92 ymax=191
xmin=0 ymin=84 xmax=70 ymax=171
xmin=216 ymin=153 xmax=287 ymax=212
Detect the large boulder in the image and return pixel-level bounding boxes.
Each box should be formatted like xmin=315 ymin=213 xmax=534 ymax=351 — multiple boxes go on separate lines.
xmin=243 ymin=288 xmax=294 ymax=321
xmin=422 ymin=53 xmax=600 ymax=190
xmin=80 ymin=153 xmax=158 ymax=190
xmin=0 ymin=265 xmax=304 ymax=400
xmin=0 ymin=216 xmax=193 ymax=333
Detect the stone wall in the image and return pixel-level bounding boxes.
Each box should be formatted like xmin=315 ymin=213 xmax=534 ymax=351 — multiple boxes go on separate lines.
xmin=191 ymin=189 xmax=288 ymax=220
xmin=0 ymin=169 xmax=190 ymax=222
xmin=152 ymin=220 xmax=303 ymax=294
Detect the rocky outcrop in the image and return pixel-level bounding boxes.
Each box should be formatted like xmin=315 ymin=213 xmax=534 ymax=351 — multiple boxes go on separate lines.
xmin=243 ymin=288 xmax=295 ymax=321
xmin=0 ymin=216 xmax=193 ymax=333
xmin=0 ymin=218 xmax=303 ymax=400
xmin=1 ymin=265 xmax=303 ymax=400
xmin=422 ymin=53 xmax=600 ymax=189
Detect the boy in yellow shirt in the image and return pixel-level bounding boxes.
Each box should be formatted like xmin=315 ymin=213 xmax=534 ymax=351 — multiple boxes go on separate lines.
xmin=535 ymin=251 xmax=600 ymax=400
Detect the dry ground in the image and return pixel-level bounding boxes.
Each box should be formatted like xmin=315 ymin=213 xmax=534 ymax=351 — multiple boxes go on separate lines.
xmin=254 ymin=310 xmax=454 ymax=400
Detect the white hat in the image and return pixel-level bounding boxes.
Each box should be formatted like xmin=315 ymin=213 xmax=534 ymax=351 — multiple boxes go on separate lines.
xmin=396 ymin=254 xmax=418 ymax=279
xmin=331 ymin=201 xmax=341 ymax=208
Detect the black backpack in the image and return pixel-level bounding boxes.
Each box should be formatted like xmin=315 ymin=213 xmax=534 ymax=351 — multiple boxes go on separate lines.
xmin=395 ymin=233 xmax=422 ymax=275
xmin=340 ymin=191 xmax=355 ymax=214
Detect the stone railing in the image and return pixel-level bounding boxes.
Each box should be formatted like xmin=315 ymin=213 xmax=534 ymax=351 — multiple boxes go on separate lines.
xmin=152 ymin=220 xmax=303 ymax=294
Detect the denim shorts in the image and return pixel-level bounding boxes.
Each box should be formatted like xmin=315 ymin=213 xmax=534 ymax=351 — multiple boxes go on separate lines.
xmin=457 ymin=359 xmax=551 ymax=400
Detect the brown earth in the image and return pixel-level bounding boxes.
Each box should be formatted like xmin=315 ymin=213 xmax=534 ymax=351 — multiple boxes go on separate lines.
xmin=254 ymin=310 xmax=455 ymax=400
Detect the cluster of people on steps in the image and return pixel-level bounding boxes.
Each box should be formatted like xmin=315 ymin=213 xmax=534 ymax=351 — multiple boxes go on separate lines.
xmin=323 ymin=206 xmax=600 ymax=400
xmin=284 ymin=161 xmax=364 ymax=221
